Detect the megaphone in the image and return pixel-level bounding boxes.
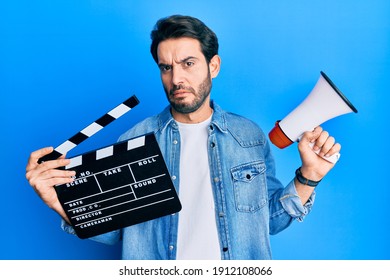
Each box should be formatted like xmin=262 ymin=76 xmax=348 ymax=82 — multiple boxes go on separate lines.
xmin=268 ymin=71 xmax=357 ymax=163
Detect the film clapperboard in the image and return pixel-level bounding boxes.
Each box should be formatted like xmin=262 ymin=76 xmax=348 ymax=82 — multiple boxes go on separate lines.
xmin=39 ymin=95 xmax=181 ymax=239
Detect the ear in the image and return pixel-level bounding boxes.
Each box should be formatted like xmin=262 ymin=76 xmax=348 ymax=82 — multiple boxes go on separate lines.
xmin=209 ymin=55 xmax=221 ymax=79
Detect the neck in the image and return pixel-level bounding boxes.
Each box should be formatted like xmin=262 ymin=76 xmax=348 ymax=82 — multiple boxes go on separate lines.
xmin=172 ymin=100 xmax=213 ymax=124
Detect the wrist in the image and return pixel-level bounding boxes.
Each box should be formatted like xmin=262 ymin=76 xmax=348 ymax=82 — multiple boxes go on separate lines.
xmin=295 ymin=167 xmax=322 ymax=187
xmin=299 ymin=166 xmax=323 ymax=182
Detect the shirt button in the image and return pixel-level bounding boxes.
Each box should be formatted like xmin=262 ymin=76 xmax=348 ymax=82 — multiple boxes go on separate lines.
xmin=169 ymin=245 xmax=174 ymax=250
xmin=214 ymin=177 xmax=219 ymax=183
xmin=173 ymin=140 xmax=178 ymax=145
xmin=211 ymin=142 xmax=216 ymax=148
xmin=171 ymin=175 xmax=177 ymax=180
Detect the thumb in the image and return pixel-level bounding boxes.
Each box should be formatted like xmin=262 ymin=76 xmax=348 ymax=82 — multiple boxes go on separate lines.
xmin=298 ymin=126 xmax=323 ymax=152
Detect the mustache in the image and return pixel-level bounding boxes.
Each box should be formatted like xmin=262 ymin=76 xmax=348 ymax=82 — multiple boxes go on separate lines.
xmin=169 ymin=84 xmax=195 ymax=96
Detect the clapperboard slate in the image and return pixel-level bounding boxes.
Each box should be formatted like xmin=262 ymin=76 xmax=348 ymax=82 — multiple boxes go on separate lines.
xmin=57 ymin=133 xmax=181 ymax=239
xmin=39 ymin=95 xmax=181 ymax=239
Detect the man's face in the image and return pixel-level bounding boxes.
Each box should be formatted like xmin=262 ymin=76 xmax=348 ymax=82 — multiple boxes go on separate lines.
xmin=157 ymin=37 xmax=214 ymax=115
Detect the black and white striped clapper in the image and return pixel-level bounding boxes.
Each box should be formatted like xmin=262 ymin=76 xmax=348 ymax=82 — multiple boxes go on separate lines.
xmin=38 ymin=95 xmax=140 ymax=163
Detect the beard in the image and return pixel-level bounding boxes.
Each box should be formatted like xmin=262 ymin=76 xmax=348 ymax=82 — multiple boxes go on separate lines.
xmin=164 ymin=72 xmax=212 ymax=114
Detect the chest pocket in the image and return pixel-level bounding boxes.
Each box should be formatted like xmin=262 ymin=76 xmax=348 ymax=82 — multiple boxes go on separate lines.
xmin=231 ymin=161 xmax=267 ymax=213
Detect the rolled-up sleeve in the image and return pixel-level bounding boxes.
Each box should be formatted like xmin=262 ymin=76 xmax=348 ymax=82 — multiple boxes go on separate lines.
xmin=61 ymin=219 xmax=77 ymax=235
xmin=268 ymin=179 xmax=316 ymax=235
xmin=278 ymin=179 xmax=316 ymax=222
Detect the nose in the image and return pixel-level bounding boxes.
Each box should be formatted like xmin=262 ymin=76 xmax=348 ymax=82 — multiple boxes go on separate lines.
xmin=171 ymin=66 xmax=185 ymax=86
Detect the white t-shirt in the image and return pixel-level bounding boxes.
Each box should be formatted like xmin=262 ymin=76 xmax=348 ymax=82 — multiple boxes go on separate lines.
xmin=175 ymin=116 xmax=220 ymax=260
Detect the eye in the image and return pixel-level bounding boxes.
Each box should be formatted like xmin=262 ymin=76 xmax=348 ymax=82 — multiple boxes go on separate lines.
xmin=159 ymin=64 xmax=172 ymax=72
xmin=184 ymin=61 xmax=195 ymax=68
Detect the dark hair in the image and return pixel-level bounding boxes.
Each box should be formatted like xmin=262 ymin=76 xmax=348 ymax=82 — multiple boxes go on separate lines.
xmin=150 ymin=15 xmax=219 ymax=64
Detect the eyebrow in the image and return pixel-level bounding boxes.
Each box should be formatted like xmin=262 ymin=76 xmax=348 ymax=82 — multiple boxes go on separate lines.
xmin=158 ymin=56 xmax=199 ymax=68
xmin=179 ymin=56 xmax=198 ymax=63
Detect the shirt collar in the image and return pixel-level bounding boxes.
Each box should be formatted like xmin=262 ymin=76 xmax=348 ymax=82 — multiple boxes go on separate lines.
xmin=210 ymin=101 xmax=228 ymax=133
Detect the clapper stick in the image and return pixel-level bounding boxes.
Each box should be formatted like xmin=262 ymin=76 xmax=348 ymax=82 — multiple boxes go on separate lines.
xmin=38 ymin=95 xmax=139 ymax=163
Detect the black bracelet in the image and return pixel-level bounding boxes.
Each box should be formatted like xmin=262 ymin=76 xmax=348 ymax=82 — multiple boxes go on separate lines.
xmin=295 ymin=167 xmax=321 ymax=187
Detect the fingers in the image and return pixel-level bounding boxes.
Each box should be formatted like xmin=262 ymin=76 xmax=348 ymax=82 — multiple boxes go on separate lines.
xmin=324 ymin=142 xmax=341 ymax=158
xmin=312 ymin=130 xmax=331 ymax=156
xmin=28 ymin=165 xmax=74 ymax=189
xmin=37 ymin=167 xmax=76 ymax=181
xmin=26 ymin=158 xmax=75 ymax=207
xmin=26 ymin=147 xmax=75 ymax=194
xmin=26 ymin=156 xmax=70 ymax=177
xmin=26 ymin=147 xmax=54 ymax=172
xmin=300 ymin=126 xmax=341 ymax=157
xmin=25 ymin=147 xmax=73 ymax=220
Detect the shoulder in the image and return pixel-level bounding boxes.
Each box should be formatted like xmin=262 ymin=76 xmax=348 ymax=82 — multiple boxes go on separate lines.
xmin=225 ymin=111 xmax=263 ymax=131
xmin=118 ymin=115 xmax=159 ymax=142
xmin=118 ymin=105 xmax=173 ymax=141
xmin=224 ymin=110 xmax=267 ymax=147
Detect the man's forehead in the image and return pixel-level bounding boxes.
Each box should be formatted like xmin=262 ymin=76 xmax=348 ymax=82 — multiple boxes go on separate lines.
xmin=157 ymin=37 xmax=204 ymax=63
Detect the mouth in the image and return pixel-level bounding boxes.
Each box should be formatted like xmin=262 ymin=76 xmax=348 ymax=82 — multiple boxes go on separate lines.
xmin=172 ymin=90 xmax=190 ymax=96
xmin=170 ymin=87 xmax=194 ymax=98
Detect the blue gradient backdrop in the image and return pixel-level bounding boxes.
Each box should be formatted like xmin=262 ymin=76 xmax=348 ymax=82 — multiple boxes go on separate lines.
xmin=1 ymin=0 xmax=389 ymax=259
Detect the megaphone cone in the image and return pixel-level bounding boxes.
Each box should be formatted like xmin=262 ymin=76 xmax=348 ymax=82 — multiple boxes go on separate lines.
xmin=269 ymin=71 xmax=357 ymax=162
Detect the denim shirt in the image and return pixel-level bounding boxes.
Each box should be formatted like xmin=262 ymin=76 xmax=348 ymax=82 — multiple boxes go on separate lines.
xmin=62 ymin=101 xmax=315 ymax=259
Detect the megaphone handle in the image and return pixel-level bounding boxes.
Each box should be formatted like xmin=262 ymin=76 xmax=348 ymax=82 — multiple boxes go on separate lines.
xmin=308 ymin=142 xmax=340 ymax=164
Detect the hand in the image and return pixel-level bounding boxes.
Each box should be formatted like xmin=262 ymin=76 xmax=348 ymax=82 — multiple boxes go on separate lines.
xmin=297 ymin=126 xmax=341 ymax=181
xmin=25 ymin=147 xmax=75 ymax=222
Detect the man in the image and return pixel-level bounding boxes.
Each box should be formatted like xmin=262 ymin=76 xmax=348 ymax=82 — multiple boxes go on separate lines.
xmin=26 ymin=15 xmax=340 ymax=260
